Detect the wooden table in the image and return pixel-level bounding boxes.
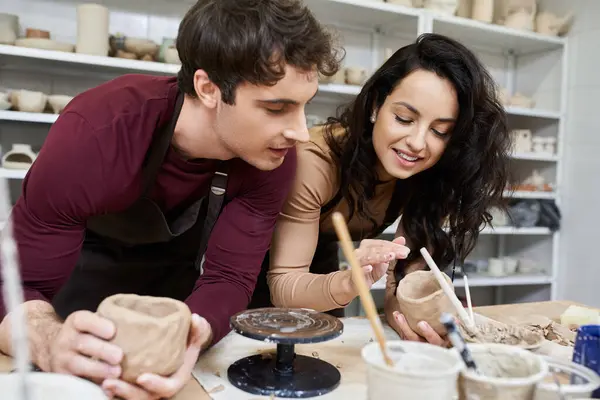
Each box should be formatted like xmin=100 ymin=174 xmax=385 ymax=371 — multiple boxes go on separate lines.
xmin=0 ymin=300 xmax=594 ymax=399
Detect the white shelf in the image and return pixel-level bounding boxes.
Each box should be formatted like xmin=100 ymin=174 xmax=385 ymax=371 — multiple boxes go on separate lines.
xmin=511 ymin=152 xmax=559 ymax=162
xmin=371 ymin=274 xmax=553 ymax=290
xmin=0 ymin=44 xmax=180 ymax=75
xmin=430 ymin=14 xmax=565 ymax=55
xmin=0 ymin=168 xmax=28 ymax=179
xmin=382 ymin=221 xmax=552 ymax=235
xmin=505 ymin=106 xmax=561 ymax=119
xmin=318 ymin=83 xmax=361 ymax=96
xmin=303 ymin=0 xmax=419 ymax=32
xmin=504 ymin=190 xmax=556 ymax=199
xmin=0 ymin=110 xmax=58 ymax=124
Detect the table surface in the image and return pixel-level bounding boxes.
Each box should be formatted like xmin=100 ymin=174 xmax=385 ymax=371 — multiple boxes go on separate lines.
xmin=0 ymin=300 xmax=595 ymax=399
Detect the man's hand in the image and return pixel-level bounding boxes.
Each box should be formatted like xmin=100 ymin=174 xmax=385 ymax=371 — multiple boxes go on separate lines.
xmin=352 ymin=237 xmax=410 ymax=289
xmin=49 ymin=310 xmax=123 ymax=383
xmin=101 ymin=314 xmax=211 ymax=400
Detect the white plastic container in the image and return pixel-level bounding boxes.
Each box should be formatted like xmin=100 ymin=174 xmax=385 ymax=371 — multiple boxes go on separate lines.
xmin=361 ymin=340 xmax=464 ymax=399
xmin=0 ymin=372 xmax=108 ymax=399
xmin=533 ymin=356 xmax=600 ymax=400
xmin=459 ymin=343 xmax=549 ymax=400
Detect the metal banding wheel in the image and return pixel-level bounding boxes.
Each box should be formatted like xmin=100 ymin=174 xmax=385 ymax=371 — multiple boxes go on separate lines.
xmin=227 ymin=307 xmax=344 ymax=398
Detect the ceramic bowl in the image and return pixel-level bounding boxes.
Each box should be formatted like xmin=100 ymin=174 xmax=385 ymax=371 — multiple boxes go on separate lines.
xmin=164 ymin=47 xmax=180 ymax=64
xmin=48 ymin=94 xmax=74 ymax=114
xmin=13 ymin=90 xmax=47 ymax=113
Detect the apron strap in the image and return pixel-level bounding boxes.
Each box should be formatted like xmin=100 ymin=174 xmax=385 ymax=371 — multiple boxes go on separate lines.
xmin=194 ymin=162 xmax=229 ymax=271
xmin=142 ymin=91 xmax=184 ymax=195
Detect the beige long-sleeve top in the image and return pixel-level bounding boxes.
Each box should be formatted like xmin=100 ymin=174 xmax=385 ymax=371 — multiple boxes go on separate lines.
xmin=267 ymin=125 xmax=397 ymax=311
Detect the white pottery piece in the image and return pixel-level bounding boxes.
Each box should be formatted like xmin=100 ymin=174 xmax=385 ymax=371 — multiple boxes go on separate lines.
xmin=544 ymin=137 xmax=556 ymax=154
xmin=13 ymin=90 xmax=47 ymax=113
xmin=517 ymin=259 xmax=540 ymax=274
xmin=531 ymin=136 xmax=547 ymax=154
xmin=511 ymin=129 xmax=532 ymax=153
xmin=14 ymin=38 xmax=74 ymax=53
xmin=48 ymin=94 xmax=74 ymax=114
xmin=489 ymin=207 xmax=508 ymax=226
xmin=386 ymin=0 xmax=414 ymax=6
xmin=423 ymin=0 xmax=458 ymax=15
xmin=523 ymin=170 xmax=545 ymax=189
xmin=0 ymin=92 xmax=11 ymax=110
xmin=124 ymin=37 xmax=159 ymax=58
xmin=534 ymin=356 xmax=600 ymax=400
xmin=503 ymin=257 xmax=518 ymax=275
xmin=488 ymin=257 xmax=505 ymax=277
xmin=471 ymin=0 xmax=493 ymax=23
xmin=456 ymin=0 xmax=471 ymax=17
xmin=510 ymin=93 xmax=535 ymax=108
xmin=76 ymin=3 xmax=110 ymax=56
xmin=345 ymin=67 xmax=368 ymax=85
xmin=0 ymin=372 xmax=108 ymax=399
xmin=0 ymin=13 xmax=18 ymax=45
xmin=2 ymin=143 xmax=37 ymax=170
xmin=504 ymin=8 xmax=535 ymax=31
xmin=164 ymin=47 xmax=180 ymax=64
xmin=536 ymin=11 xmax=575 ymax=37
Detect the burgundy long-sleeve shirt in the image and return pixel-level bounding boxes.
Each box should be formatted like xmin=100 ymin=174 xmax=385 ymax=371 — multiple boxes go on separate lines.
xmin=0 ymin=74 xmax=296 ymax=345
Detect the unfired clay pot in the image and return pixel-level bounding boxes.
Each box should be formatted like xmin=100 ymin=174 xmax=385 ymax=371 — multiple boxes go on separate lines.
xmin=396 ymin=270 xmax=456 ymax=336
xmin=96 ymin=294 xmax=192 ymax=383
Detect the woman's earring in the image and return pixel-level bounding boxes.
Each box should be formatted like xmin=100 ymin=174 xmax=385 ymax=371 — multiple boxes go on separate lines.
xmin=370 ymin=112 xmax=376 ymax=123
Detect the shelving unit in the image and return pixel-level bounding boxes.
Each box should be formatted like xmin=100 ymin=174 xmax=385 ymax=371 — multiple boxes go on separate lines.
xmin=0 ymin=0 xmax=567 ymax=307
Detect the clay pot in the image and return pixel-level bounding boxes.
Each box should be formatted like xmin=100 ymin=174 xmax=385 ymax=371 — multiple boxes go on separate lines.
xmin=96 ymin=294 xmax=192 ymax=383
xmin=48 ymin=94 xmax=74 ymax=114
xmin=26 ymin=28 xmax=50 ymax=39
xmin=76 ymin=4 xmax=110 ymax=56
xmin=396 ymin=270 xmax=456 ymax=336
xmin=0 ymin=13 xmax=19 ymax=45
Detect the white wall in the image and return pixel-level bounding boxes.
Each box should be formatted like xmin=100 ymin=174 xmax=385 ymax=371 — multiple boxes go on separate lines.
xmin=533 ymin=0 xmax=600 ymax=308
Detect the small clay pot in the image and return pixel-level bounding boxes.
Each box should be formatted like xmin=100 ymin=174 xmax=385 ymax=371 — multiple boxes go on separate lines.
xmin=97 ymin=294 xmax=192 ymax=383
xmin=396 ymin=270 xmax=456 ymax=336
xmin=26 ymin=28 xmax=50 ymax=39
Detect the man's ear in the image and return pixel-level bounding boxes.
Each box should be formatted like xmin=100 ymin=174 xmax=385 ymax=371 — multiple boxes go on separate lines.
xmin=193 ymin=69 xmax=220 ymax=109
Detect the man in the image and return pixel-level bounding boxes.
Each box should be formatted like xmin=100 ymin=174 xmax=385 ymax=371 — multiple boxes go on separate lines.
xmin=0 ymin=0 xmax=342 ymax=398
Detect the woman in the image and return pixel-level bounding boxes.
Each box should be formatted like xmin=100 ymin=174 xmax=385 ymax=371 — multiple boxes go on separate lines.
xmin=249 ymin=33 xmax=511 ymax=345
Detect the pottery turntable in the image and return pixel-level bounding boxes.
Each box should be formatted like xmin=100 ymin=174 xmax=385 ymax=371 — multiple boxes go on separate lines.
xmin=227 ymin=308 xmax=344 ymax=398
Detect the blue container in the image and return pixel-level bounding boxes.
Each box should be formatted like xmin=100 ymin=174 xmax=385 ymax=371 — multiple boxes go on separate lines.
xmin=573 ymin=324 xmax=600 ymax=398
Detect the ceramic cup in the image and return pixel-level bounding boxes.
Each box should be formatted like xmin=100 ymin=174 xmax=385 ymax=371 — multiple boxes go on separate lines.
xmin=458 ymin=343 xmax=549 ymax=400
xmin=488 ymin=257 xmax=505 ymax=277
xmin=0 ymin=372 xmax=107 ymax=399
xmin=362 ymin=340 xmax=464 ymax=399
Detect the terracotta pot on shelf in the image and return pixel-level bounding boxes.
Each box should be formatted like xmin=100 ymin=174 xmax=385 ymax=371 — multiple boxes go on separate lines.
xmin=25 ymin=28 xmax=50 ymax=39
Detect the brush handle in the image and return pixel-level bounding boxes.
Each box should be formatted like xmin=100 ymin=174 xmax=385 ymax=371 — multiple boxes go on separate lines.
xmin=440 ymin=313 xmax=479 ymax=373
xmin=331 ymin=212 xmax=393 ymax=366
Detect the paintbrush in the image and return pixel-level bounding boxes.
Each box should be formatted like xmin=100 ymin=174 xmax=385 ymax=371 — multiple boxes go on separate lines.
xmin=440 ymin=313 xmax=479 ymax=374
xmin=331 ymin=212 xmax=394 ymax=367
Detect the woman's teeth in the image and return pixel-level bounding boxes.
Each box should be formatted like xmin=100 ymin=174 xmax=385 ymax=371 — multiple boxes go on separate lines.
xmin=396 ymin=150 xmax=418 ymax=162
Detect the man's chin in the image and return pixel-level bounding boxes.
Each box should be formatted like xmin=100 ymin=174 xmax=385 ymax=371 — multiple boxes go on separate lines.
xmin=244 ymin=155 xmax=286 ymax=171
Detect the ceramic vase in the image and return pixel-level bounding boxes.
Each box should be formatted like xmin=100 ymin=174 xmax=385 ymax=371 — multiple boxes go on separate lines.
xmin=96 ymin=294 xmax=192 ymax=383
xmin=76 ymin=4 xmax=109 ymax=56
xmin=396 ymin=270 xmax=456 ymax=336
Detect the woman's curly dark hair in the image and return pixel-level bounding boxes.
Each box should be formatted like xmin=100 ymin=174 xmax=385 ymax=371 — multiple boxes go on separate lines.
xmin=323 ymin=33 xmax=512 ymax=285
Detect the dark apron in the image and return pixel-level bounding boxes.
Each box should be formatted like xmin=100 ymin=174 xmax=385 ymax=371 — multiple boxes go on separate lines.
xmin=249 ymin=186 xmax=403 ymax=317
xmin=52 ymin=92 xmax=229 ymax=320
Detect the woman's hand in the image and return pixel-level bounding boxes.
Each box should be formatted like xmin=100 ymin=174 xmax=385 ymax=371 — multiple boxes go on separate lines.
xmin=391 ymin=311 xmax=450 ymax=347
xmin=352 ymin=237 xmax=410 ymax=288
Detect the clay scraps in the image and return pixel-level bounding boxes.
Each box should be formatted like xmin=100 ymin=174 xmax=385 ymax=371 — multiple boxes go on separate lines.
xmin=458 ymin=322 xmax=544 ymax=349
xmin=525 ymin=321 xmax=575 ymax=347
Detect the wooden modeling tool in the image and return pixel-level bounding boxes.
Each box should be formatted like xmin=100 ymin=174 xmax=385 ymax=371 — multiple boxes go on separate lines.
xmin=331 ymin=212 xmax=394 ymax=367
xmin=419 ymin=248 xmax=476 ymax=330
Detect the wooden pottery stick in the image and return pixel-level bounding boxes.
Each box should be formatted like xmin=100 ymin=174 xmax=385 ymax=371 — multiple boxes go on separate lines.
xmin=419 ymin=248 xmax=475 ymax=329
xmin=463 ymin=274 xmax=475 ymax=325
xmin=331 ymin=212 xmax=394 ymax=367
